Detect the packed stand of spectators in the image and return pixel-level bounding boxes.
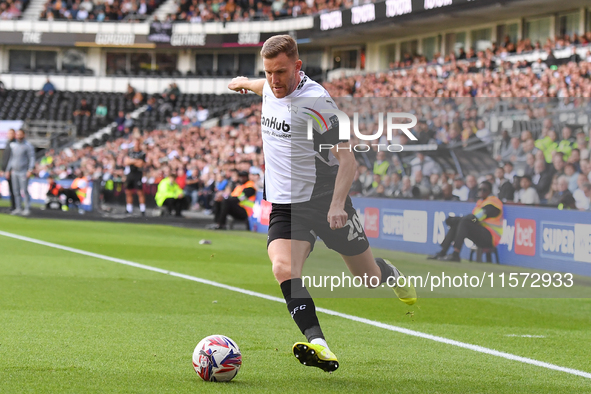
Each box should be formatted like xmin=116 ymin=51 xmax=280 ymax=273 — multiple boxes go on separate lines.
xmin=325 ymin=55 xmax=591 ymax=98
xmin=40 ymin=0 xmax=163 ymax=21
xmin=324 ymin=64 xmax=590 ymax=210
xmin=0 ymin=0 xmax=27 ymax=19
xmin=321 ymin=35 xmax=591 ymax=210
xmin=32 ymin=90 xmax=591 ymax=211
xmin=170 ymin=0 xmax=369 ymax=23
xmin=360 ymin=32 xmax=591 ymax=73
xmin=497 ymin=123 xmax=591 ymax=210
xmin=22 ymin=43 xmax=591 ymax=213
xmin=31 ymin=103 xmax=264 ymax=214
xmin=494 ymin=32 xmax=591 ymax=57
xmin=346 ymin=114 xmax=591 ymax=210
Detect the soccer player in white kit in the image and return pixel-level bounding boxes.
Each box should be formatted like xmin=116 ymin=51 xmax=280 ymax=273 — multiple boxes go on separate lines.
xmin=228 ymin=35 xmax=416 ymax=372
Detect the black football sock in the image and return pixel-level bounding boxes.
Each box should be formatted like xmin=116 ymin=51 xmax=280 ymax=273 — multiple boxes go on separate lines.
xmin=280 ymin=278 xmax=324 ymax=342
xmin=375 ymin=258 xmax=396 ymax=284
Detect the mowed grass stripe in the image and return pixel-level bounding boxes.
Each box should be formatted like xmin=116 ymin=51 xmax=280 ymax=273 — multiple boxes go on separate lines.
xmin=2 ymin=229 xmax=590 ymax=381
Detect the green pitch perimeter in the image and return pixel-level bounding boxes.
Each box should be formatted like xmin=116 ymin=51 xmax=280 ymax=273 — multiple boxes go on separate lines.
xmin=1 ymin=215 xmax=591 ymax=393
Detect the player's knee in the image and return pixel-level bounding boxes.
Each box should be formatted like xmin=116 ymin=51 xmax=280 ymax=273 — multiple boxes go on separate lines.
xmin=271 ymin=258 xmax=291 ymax=283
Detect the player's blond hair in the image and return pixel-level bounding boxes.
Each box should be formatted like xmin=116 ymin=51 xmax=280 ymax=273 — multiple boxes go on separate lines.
xmin=260 ymin=35 xmax=299 ymax=60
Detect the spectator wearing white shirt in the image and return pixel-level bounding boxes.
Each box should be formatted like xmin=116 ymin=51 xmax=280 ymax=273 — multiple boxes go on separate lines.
xmin=475 ymin=119 xmax=492 ymax=144
xmin=196 ymin=105 xmax=209 ymax=122
xmin=77 ymin=8 xmax=89 ymax=20
xmin=185 ymin=105 xmax=197 ymax=120
xmin=514 ymin=175 xmax=540 ymax=205
xmin=452 ymin=176 xmax=470 ymax=201
xmin=170 ymin=111 xmax=182 ymax=128
xmin=357 ymin=164 xmax=373 ymax=191
xmin=121 ymin=0 xmax=134 ymax=13
xmin=531 ymin=58 xmax=548 ymax=75
xmin=80 ymin=0 xmax=94 ymax=12
xmin=573 ymin=182 xmax=591 ymax=210
xmin=138 ymin=0 xmax=148 ymax=14
xmin=410 ymin=152 xmax=441 ymax=177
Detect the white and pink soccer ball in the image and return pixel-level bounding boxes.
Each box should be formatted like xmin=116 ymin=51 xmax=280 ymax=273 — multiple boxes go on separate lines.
xmin=192 ymin=335 xmax=242 ymax=382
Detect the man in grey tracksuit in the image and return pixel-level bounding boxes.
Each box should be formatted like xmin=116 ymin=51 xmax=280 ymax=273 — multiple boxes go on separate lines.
xmin=5 ymin=130 xmax=35 ymax=215
xmin=1 ymin=128 xmax=16 ymax=210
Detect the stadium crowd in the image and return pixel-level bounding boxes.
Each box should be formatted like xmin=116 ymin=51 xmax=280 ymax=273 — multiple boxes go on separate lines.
xmin=171 ymin=0 xmax=370 ymax=23
xmin=40 ymin=0 xmax=163 ymax=21
xmin=368 ymin=31 xmax=591 ymax=71
xmin=35 ymin=0 xmax=369 ymax=22
xmin=324 ymin=52 xmax=591 ymax=98
xmin=348 ymin=144 xmax=591 ymax=211
xmin=324 ymin=57 xmax=591 ymax=209
xmin=3 ymin=43 xmax=587 ymax=213
xmin=0 ymin=0 xmax=27 ymax=19
xmin=31 ymin=102 xmax=264 ymax=212
xmin=27 ymin=94 xmax=591 ymax=212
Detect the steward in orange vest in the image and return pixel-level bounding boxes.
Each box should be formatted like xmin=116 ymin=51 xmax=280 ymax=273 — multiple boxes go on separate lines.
xmin=45 ymin=178 xmax=64 ymax=210
xmin=46 ymin=178 xmax=62 ymax=197
xmin=210 ymin=171 xmax=257 ymax=230
xmin=59 ymin=169 xmax=88 ymax=212
xmin=71 ymin=175 xmax=89 ymax=203
xmin=428 ymin=181 xmax=503 ymax=262
xmin=230 ymin=178 xmax=257 ymax=217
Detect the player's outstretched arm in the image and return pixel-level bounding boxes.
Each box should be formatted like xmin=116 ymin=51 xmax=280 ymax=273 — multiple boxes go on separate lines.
xmin=228 ymin=77 xmax=265 ymax=96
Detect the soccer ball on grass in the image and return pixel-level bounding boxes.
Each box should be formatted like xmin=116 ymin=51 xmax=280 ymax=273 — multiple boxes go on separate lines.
xmin=192 ymin=335 xmax=242 ymax=382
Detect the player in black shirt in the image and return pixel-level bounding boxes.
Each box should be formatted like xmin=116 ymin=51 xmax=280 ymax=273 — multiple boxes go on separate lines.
xmin=124 ymin=139 xmax=146 ymax=215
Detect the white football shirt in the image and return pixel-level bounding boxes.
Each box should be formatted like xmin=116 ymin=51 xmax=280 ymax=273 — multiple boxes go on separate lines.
xmin=261 ymin=72 xmax=343 ymax=204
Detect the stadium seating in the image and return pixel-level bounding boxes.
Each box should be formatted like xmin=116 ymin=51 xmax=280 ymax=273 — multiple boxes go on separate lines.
xmin=0 ymin=89 xmax=140 ymax=136
xmin=134 ymin=92 xmax=261 ymax=130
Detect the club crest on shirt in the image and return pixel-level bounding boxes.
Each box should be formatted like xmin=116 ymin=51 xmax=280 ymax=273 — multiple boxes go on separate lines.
xmin=287 ymin=104 xmax=299 ymax=114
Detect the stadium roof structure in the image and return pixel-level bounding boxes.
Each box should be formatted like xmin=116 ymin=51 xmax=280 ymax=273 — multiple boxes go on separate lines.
xmin=311 ymin=0 xmax=591 ymax=47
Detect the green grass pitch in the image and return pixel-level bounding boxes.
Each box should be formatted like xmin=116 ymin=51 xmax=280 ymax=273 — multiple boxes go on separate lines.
xmin=1 ymin=214 xmax=591 ymax=393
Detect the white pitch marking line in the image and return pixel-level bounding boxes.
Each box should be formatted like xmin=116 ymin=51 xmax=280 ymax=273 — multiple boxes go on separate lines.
xmin=505 ymin=335 xmax=546 ymax=338
xmin=1 ymin=229 xmax=590 ymax=380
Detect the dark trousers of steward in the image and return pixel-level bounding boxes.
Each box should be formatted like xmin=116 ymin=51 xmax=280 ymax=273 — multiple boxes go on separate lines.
xmin=440 ymin=216 xmax=493 ymax=253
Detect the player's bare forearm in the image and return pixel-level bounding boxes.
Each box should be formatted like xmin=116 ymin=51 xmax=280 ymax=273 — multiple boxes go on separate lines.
xmin=330 ymin=143 xmax=357 ymax=209
xmin=247 ymin=79 xmax=265 ymax=96
xmin=228 ymin=77 xmax=265 ymax=96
